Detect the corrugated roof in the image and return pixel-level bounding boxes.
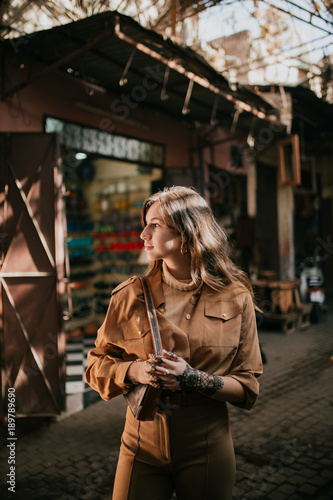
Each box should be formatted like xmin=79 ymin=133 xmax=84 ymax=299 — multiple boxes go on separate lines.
xmin=1 ymin=10 xmax=277 ymax=129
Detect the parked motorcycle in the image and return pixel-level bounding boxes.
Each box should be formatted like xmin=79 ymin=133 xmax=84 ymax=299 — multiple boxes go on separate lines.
xmin=299 ymin=256 xmax=326 ymax=323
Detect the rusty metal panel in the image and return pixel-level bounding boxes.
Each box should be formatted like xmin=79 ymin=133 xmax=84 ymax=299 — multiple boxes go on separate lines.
xmin=0 ymin=133 xmax=65 ymax=417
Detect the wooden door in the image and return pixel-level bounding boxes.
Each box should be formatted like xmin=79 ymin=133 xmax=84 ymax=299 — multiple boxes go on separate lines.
xmin=0 ymin=133 xmax=65 ymax=417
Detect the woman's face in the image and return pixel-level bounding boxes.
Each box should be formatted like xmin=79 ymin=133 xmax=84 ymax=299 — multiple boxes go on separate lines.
xmin=140 ymin=202 xmax=182 ymax=263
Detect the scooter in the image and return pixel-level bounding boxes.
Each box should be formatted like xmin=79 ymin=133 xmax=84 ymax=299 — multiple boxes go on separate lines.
xmin=299 ymin=256 xmax=326 ymax=323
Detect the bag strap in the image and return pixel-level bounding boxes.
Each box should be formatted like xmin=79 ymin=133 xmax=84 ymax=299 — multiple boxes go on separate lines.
xmin=139 ymin=276 xmax=163 ymax=356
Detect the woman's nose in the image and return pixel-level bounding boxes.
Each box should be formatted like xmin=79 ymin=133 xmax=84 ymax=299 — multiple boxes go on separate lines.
xmin=140 ymin=226 xmax=150 ymax=240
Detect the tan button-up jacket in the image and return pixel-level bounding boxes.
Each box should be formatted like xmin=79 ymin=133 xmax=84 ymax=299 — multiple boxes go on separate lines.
xmin=86 ymin=271 xmax=263 ymax=410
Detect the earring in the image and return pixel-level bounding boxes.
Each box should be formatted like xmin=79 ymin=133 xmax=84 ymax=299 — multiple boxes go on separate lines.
xmin=180 ymin=241 xmax=188 ymax=255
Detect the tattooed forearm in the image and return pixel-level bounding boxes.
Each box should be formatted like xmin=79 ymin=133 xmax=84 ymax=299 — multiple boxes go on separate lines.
xmin=176 ymin=365 xmax=224 ymax=396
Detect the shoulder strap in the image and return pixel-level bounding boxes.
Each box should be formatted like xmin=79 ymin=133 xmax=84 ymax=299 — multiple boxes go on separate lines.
xmin=139 ymin=276 xmax=163 ymax=356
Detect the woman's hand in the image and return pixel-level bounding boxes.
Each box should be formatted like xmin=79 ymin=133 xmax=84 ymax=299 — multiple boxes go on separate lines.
xmin=128 ymin=350 xmax=226 ymax=397
xmin=128 ymin=351 xmax=245 ymax=402
xmin=127 ymin=351 xmax=188 ymax=390
xmin=148 ymin=350 xmax=189 ymax=391
xmin=126 ymin=359 xmax=162 ymax=387
xmin=150 ymin=350 xmax=226 ymax=396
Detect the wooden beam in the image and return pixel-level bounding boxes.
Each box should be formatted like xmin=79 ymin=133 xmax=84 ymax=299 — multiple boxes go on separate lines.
xmin=114 ymin=17 xmax=270 ymax=121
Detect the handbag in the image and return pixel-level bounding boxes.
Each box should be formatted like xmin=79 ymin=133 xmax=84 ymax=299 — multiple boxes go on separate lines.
xmin=123 ymin=276 xmax=163 ymax=421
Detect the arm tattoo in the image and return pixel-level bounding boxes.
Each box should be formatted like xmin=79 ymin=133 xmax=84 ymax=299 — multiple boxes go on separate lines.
xmin=176 ymin=365 xmax=224 ymax=396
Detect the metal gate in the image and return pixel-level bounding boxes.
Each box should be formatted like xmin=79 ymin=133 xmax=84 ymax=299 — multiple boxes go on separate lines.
xmin=0 ymin=133 xmax=65 ymax=418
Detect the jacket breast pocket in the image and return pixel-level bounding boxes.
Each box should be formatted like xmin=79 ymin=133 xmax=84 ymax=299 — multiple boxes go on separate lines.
xmin=121 ymin=316 xmax=150 ymax=341
xmin=203 ymin=300 xmax=243 ymax=347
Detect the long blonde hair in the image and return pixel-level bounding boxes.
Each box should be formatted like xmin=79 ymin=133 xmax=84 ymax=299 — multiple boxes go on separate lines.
xmin=142 ymin=186 xmax=255 ymax=300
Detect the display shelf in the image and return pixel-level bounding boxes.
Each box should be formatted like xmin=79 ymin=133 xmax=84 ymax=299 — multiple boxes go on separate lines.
xmin=63 ymin=172 xmax=152 ymax=343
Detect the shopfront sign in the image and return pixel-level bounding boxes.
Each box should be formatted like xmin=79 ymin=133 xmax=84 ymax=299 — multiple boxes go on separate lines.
xmin=45 ymin=116 xmax=164 ymax=167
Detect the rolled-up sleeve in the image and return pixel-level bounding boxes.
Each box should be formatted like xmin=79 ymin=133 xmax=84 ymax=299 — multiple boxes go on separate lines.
xmin=86 ymin=345 xmax=133 ymax=401
xmin=226 ymin=292 xmax=263 ymax=410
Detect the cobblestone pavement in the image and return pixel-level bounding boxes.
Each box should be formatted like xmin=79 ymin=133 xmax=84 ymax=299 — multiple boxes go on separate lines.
xmin=1 ymin=305 xmax=333 ymax=500
xmin=230 ymin=316 xmax=333 ymax=500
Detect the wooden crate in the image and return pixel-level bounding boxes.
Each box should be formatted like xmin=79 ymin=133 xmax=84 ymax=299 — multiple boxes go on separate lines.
xmin=271 ymin=287 xmax=294 ymax=314
xmin=254 ymin=280 xmax=301 ymax=312
xmin=254 ymin=279 xmax=308 ymax=333
xmin=260 ymin=311 xmax=299 ymax=334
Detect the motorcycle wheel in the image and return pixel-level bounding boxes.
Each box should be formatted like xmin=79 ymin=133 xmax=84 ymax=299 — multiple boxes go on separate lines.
xmin=310 ymin=303 xmax=320 ymax=323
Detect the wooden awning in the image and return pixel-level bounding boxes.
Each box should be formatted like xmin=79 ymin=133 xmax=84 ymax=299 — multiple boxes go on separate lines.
xmin=1 ymin=10 xmax=277 ymax=130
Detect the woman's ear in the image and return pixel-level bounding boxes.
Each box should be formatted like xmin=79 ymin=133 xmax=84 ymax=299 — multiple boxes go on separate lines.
xmin=180 ymin=240 xmax=188 ymax=255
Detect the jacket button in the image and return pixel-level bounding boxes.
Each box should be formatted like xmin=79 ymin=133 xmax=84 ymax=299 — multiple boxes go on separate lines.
xmin=186 ymin=314 xmax=191 ymax=320
xmin=138 ymin=331 xmax=142 ymax=335
xmin=222 ymin=313 xmax=227 ymax=318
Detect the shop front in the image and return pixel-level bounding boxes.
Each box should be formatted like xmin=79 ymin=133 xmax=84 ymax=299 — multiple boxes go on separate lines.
xmin=47 ymin=117 xmax=166 ymax=412
xmin=0 ymin=11 xmax=276 ymax=419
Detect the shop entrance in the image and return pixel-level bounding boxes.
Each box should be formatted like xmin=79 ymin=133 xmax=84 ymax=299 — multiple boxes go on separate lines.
xmin=62 ymin=149 xmax=163 ymax=412
xmin=256 ymin=163 xmax=279 ymax=276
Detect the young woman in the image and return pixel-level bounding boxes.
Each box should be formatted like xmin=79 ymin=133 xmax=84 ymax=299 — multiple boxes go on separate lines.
xmin=86 ymin=186 xmax=263 ymax=500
